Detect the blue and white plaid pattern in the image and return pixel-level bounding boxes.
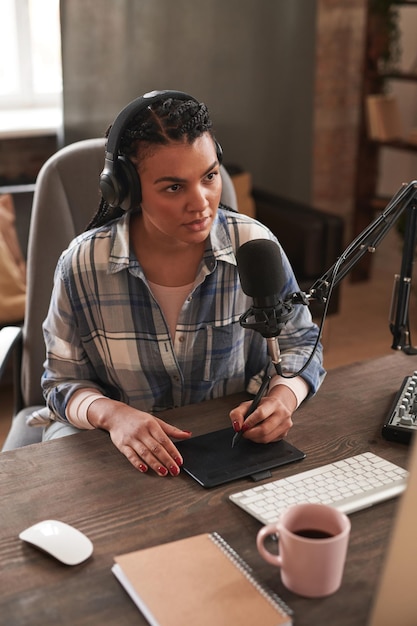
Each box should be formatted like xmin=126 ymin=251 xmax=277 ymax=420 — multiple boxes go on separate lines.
xmin=42 ymin=209 xmax=325 ymax=421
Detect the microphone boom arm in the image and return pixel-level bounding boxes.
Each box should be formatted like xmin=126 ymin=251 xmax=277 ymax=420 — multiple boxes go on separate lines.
xmin=303 ymin=180 xmax=417 ymax=354
xmin=389 ymin=199 xmax=417 ymax=353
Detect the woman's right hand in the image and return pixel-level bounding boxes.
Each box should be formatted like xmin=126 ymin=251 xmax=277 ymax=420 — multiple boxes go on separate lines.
xmin=86 ymin=398 xmax=192 ymax=476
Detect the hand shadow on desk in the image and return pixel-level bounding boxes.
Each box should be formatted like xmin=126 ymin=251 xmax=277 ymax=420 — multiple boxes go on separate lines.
xmin=175 ymin=427 xmax=305 ymax=488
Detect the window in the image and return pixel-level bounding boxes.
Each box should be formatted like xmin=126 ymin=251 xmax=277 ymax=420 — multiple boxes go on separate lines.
xmin=0 ymin=0 xmax=62 ymax=134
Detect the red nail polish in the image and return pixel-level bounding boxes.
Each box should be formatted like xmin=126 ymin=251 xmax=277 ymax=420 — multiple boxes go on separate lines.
xmin=175 ymin=456 xmax=183 ymax=466
xmin=139 ymin=464 xmax=147 ymax=473
xmin=158 ymin=466 xmax=168 ymax=476
xmin=169 ymin=465 xmax=180 ymax=476
xmin=183 ymin=430 xmax=192 ymax=435
xmin=233 ymin=420 xmax=241 ymax=433
xmin=242 ymin=423 xmax=250 ymax=432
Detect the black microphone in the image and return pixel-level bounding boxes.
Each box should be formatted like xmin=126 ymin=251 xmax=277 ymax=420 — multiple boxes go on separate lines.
xmin=236 ymin=239 xmax=296 ymax=373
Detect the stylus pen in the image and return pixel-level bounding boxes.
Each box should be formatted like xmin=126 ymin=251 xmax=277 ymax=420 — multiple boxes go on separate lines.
xmin=231 ymin=374 xmax=271 ymax=448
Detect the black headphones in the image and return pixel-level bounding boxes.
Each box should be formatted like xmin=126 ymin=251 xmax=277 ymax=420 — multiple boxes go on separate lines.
xmin=99 ymin=89 xmax=223 ymax=211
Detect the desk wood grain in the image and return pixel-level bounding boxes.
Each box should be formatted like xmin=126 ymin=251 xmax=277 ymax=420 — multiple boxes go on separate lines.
xmin=1 ymin=352 xmax=416 ymax=625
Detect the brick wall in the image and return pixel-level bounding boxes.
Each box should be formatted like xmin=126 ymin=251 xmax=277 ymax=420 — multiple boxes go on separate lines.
xmin=312 ymin=0 xmax=367 ymax=241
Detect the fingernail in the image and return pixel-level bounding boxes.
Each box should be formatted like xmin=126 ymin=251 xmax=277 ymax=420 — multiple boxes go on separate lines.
xmin=139 ymin=464 xmax=148 ymax=473
xmin=158 ymin=466 xmax=168 ymax=476
xmin=169 ymin=465 xmax=180 ymax=476
xmin=175 ymin=456 xmax=183 ymax=466
xmin=183 ymin=430 xmax=192 ymax=435
xmin=233 ymin=420 xmax=241 ymax=433
xmin=242 ymin=423 xmax=250 ymax=432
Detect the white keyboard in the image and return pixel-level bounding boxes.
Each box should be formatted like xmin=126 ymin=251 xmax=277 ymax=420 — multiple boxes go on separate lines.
xmin=229 ymin=452 xmax=408 ymax=525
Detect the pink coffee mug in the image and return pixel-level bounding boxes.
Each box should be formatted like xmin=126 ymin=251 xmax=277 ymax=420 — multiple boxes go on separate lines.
xmin=256 ymin=502 xmax=351 ymax=597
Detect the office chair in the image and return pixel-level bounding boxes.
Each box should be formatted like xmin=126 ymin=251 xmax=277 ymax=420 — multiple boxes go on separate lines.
xmin=0 ymin=138 xmax=238 ymax=450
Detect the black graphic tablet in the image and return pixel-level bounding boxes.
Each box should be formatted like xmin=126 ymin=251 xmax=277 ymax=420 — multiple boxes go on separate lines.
xmin=176 ymin=427 xmax=305 ymax=488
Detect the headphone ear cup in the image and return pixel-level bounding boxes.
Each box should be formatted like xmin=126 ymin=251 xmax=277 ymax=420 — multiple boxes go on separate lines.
xmin=116 ymin=156 xmax=142 ymax=211
xmin=99 ymin=162 xmax=124 ymax=208
xmin=99 ymin=156 xmax=141 ymax=210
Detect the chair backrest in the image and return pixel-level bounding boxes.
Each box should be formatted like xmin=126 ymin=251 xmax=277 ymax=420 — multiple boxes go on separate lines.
xmin=20 ymin=138 xmax=238 ymax=407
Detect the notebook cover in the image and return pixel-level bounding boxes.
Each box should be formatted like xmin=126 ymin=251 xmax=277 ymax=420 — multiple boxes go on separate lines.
xmin=113 ymin=532 xmax=292 ymax=626
xmin=176 ymin=427 xmax=305 ymax=487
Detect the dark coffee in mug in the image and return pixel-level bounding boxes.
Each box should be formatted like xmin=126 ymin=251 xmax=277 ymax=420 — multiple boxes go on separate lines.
xmin=293 ymin=528 xmax=334 ymax=539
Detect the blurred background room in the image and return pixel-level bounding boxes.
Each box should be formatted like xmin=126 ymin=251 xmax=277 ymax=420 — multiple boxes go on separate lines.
xmin=1 ymin=0 xmax=417 ymax=445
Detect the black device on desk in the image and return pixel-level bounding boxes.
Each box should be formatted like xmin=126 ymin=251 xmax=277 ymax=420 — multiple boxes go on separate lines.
xmin=176 ymin=428 xmax=305 ymax=488
xmin=382 ymin=371 xmax=417 ymax=443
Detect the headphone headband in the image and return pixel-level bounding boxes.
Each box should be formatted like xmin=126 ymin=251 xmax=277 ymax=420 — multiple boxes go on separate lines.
xmin=105 ymin=90 xmax=200 ymax=163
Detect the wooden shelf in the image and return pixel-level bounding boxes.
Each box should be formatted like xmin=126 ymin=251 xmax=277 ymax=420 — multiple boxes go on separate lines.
xmin=352 ymin=1 xmax=417 ymax=282
xmin=372 ymin=139 xmax=417 ymax=152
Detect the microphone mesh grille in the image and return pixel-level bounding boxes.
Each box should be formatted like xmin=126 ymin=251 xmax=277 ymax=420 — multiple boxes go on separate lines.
xmin=236 ymin=239 xmax=285 ymax=297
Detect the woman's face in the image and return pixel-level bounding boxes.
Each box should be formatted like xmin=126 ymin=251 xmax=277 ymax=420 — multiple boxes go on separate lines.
xmin=136 ymin=133 xmax=222 ymax=247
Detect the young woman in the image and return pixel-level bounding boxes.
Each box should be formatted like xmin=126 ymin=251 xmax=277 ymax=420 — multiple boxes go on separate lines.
xmin=41 ymin=90 xmax=325 ymax=477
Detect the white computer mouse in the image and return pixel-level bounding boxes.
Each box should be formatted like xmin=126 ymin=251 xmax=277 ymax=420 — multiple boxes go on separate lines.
xmin=19 ymin=519 xmax=93 ymax=566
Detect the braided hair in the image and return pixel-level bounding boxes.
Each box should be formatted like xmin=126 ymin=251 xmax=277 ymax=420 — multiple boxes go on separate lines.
xmin=86 ymin=97 xmax=215 ymax=230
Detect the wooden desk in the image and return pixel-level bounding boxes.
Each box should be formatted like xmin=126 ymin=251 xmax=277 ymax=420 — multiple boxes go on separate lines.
xmin=1 ymin=352 xmax=416 ymax=625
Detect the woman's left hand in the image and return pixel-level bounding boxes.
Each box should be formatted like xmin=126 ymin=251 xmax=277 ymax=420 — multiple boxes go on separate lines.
xmin=229 ymin=384 xmax=297 ymax=443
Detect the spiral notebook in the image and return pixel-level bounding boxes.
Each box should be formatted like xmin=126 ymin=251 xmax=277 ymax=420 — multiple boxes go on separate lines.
xmin=112 ymin=532 xmax=292 ymax=626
